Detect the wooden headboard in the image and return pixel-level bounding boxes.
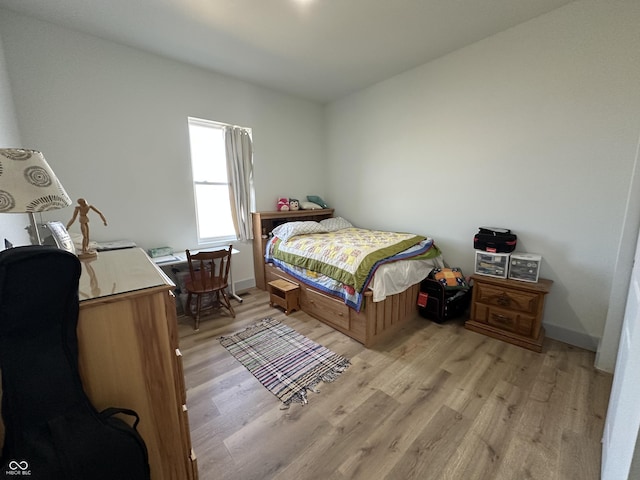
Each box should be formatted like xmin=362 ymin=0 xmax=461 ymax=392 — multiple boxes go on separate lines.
xmin=251 ymin=209 xmax=334 ymax=289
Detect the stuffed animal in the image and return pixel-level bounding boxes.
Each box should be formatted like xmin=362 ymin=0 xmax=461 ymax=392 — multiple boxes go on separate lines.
xmin=307 ymin=195 xmax=329 ymax=209
xmin=277 ymin=197 xmax=290 ymax=211
xmin=289 ymin=199 xmax=300 ymax=211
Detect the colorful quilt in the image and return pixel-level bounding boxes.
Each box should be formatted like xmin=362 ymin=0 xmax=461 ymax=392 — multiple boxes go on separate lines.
xmin=265 ymin=227 xmax=442 ymax=311
xmin=271 ymin=228 xmax=426 ymax=292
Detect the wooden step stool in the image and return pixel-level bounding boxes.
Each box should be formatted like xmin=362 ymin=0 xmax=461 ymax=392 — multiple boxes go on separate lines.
xmin=268 ymin=279 xmax=300 ymax=315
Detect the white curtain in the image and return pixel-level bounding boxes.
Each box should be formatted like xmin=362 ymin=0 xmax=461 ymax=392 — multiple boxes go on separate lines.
xmin=224 ymin=126 xmax=254 ymax=241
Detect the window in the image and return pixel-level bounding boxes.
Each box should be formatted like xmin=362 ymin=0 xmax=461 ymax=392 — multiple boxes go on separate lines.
xmin=188 ymin=117 xmax=250 ymax=244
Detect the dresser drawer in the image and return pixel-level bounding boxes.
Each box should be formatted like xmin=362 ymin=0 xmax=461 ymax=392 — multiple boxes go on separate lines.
xmin=475 ymin=282 xmax=539 ymax=313
xmin=474 ymin=304 xmax=535 ymax=336
xmin=303 ymin=288 xmax=350 ymax=330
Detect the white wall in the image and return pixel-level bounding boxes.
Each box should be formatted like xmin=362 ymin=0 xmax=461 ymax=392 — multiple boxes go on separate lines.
xmin=0 ymin=30 xmax=30 ymax=248
xmin=4 ymin=2 xmax=640 ymax=357
xmin=326 ymin=0 xmax=640 ymax=351
xmin=0 ymin=10 xmax=327 ymax=288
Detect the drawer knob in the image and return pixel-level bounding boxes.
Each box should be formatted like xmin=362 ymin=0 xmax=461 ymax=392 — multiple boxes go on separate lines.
xmin=492 ymin=313 xmax=510 ymax=324
xmin=497 ymin=294 xmax=510 ymax=306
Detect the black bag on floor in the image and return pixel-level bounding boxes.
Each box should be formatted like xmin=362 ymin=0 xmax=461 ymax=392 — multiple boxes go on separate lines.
xmin=418 ymin=269 xmax=471 ymax=323
xmin=473 ymin=227 xmax=517 ymax=253
xmin=0 ymin=246 xmax=150 ymax=480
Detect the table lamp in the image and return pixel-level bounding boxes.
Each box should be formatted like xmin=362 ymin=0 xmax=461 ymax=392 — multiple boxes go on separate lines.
xmin=0 ymin=148 xmax=72 ymax=245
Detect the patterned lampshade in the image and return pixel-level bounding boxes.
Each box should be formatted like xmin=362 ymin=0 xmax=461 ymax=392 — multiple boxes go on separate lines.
xmin=0 ymin=148 xmax=72 ymax=213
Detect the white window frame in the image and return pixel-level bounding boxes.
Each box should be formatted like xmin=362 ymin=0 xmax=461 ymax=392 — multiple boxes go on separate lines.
xmin=188 ymin=117 xmax=250 ymax=246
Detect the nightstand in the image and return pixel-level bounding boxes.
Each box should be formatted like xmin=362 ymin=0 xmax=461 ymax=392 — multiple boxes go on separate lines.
xmin=465 ymin=274 xmax=552 ymax=352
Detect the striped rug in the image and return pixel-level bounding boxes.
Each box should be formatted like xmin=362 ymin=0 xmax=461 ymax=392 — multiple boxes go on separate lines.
xmin=219 ymin=318 xmax=350 ymax=408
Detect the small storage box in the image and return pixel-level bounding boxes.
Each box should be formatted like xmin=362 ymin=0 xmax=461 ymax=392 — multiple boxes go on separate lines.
xmin=474 ymin=250 xmax=509 ymax=279
xmin=508 ymin=253 xmax=542 ymax=283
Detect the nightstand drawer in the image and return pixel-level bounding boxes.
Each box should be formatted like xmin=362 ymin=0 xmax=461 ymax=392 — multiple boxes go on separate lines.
xmin=475 ymin=305 xmax=535 ymax=336
xmin=475 ymin=283 xmax=538 ymax=313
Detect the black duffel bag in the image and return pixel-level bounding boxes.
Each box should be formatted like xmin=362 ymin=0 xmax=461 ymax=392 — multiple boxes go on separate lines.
xmin=417 ymin=268 xmax=472 ymax=323
xmin=473 ymin=227 xmax=517 ymax=253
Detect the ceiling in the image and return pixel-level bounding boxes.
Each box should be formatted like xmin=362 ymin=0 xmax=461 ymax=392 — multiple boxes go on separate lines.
xmin=0 ymin=0 xmax=576 ymax=103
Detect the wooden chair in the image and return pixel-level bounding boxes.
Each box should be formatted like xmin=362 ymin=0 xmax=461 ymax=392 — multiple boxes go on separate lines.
xmin=185 ymin=246 xmax=235 ymax=330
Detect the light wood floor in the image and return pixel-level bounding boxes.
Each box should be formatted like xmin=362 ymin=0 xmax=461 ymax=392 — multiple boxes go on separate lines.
xmin=177 ymin=288 xmax=612 ymax=480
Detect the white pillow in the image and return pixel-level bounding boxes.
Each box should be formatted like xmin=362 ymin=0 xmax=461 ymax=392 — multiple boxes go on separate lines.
xmin=272 ymin=221 xmax=327 ymax=242
xmin=299 ymin=201 xmax=323 ymax=210
xmin=320 ymin=217 xmax=353 ymax=232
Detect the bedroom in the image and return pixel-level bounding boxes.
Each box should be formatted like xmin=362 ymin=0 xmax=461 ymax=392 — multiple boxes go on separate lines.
xmin=0 ymin=0 xmax=639 ymax=478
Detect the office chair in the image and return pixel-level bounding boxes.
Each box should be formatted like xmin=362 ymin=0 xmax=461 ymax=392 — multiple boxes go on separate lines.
xmin=185 ymin=246 xmax=235 ymax=330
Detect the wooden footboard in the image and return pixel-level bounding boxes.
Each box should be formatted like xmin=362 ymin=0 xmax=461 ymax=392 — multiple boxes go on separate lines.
xmin=265 ymin=263 xmax=420 ymax=347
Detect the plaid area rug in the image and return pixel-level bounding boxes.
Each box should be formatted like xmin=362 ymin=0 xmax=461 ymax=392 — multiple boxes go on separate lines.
xmin=219 ymin=318 xmax=350 ymax=408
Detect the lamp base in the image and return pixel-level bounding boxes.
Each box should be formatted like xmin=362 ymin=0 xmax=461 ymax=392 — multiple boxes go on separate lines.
xmin=27 ymin=213 xmax=42 ymax=245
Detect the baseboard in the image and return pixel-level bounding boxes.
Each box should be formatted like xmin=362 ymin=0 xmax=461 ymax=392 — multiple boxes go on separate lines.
xmin=234 ymin=278 xmax=256 ymax=294
xmin=544 ymin=323 xmax=599 ymax=352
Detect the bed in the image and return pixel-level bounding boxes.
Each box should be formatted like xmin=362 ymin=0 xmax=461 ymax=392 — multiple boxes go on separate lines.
xmin=251 ymin=210 xmax=445 ymax=347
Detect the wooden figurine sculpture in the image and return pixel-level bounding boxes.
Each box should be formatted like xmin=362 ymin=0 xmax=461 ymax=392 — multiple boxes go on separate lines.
xmin=66 ymin=198 xmax=107 ymax=258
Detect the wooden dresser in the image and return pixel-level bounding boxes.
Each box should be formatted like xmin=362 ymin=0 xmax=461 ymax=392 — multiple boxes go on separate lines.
xmin=465 ymin=274 xmax=552 ymax=352
xmin=76 ymin=248 xmax=198 ymax=479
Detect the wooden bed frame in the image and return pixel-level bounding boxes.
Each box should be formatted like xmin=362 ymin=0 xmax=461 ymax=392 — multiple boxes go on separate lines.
xmin=252 ymin=210 xmax=423 ymax=347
